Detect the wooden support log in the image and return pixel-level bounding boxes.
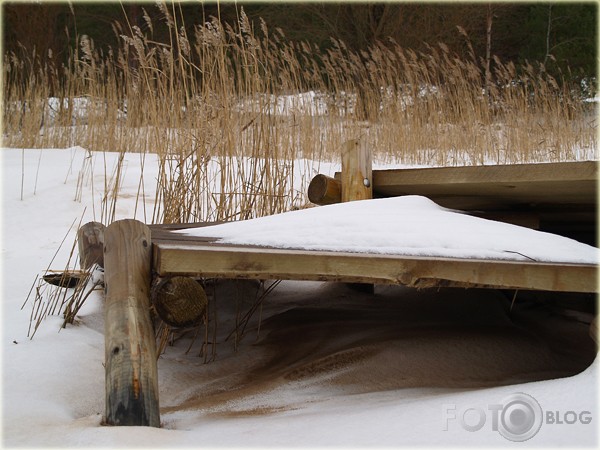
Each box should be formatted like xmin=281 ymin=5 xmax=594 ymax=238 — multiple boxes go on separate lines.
xmin=341 ymin=138 xmax=374 ymax=293
xmin=103 ymin=219 xmax=160 ymax=427
xmin=151 ymin=276 xmax=207 ymax=328
xmin=78 ymin=221 xmax=105 ymax=269
xmin=308 ymin=174 xmax=342 ymax=206
xmin=341 ymin=138 xmax=372 ymax=203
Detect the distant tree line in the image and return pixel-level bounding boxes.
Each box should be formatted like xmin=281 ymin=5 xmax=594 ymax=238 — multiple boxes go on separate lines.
xmin=3 ymin=2 xmax=597 ymax=81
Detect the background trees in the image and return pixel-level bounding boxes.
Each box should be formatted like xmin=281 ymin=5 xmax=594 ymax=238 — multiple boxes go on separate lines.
xmin=2 ymin=1 xmax=597 ymax=81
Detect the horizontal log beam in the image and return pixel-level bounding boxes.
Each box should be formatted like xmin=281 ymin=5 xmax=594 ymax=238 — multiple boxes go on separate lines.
xmin=151 ymin=276 xmax=207 ymax=328
xmin=153 ymin=241 xmax=598 ymax=293
xmin=307 ymin=174 xmax=341 ymax=206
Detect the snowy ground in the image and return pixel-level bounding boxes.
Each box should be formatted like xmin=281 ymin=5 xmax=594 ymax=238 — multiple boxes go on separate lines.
xmin=1 ymin=147 xmax=598 ymax=447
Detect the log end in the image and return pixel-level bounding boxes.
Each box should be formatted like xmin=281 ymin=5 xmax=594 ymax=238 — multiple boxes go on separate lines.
xmin=152 ymin=277 xmax=208 ymax=328
xmin=308 ymin=174 xmax=342 ymax=206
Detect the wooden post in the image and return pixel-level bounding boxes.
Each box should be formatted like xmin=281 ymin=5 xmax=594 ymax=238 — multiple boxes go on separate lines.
xmin=341 ymin=138 xmax=374 ymax=293
xmin=103 ymin=219 xmax=160 ymax=427
xmin=308 ymin=174 xmax=342 ymax=206
xmin=78 ymin=222 xmax=105 ymax=269
xmin=341 ymin=138 xmax=372 ymax=202
xmin=151 ymin=276 xmax=208 ymax=328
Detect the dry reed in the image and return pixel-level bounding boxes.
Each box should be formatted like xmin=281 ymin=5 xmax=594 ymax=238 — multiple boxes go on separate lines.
xmin=3 ymin=8 xmax=596 ymax=224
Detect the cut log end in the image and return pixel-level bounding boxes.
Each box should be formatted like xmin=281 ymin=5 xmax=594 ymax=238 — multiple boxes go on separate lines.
xmin=152 ymin=277 xmax=208 ymax=328
xmin=308 ymin=174 xmax=342 ymax=205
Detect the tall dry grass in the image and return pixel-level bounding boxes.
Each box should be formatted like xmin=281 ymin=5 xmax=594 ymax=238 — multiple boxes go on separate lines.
xmin=3 ymin=7 xmax=597 ymax=223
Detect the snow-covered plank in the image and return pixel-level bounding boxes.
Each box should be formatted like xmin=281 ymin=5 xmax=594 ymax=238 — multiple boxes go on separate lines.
xmin=153 ymin=241 xmax=597 ymax=293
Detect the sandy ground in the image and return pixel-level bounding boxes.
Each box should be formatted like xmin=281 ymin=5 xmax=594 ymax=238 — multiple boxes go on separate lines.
xmin=148 ymin=280 xmax=596 ymax=420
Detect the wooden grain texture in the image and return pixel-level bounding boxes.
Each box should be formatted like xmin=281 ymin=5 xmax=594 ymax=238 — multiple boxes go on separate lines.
xmin=78 ymin=221 xmax=105 ymax=269
xmin=153 ymin=241 xmax=598 ymax=293
xmin=104 ymin=219 xmax=159 ymax=427
xmin=328 ymin=161 xmax=596 ymax=209
xmin=369 ymin=161 xmax=597 ymax=210
xmin=341 ymin=139 xmax=372 ymax=202
xmin=307 ymin=174 xmax=342 ymax=205
xmin=151 ymin=276 xmax=207 ymax=328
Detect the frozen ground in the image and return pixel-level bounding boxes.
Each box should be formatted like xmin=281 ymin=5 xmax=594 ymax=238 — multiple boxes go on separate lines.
xmin=1 ymin=147 xmax=598 ymax=447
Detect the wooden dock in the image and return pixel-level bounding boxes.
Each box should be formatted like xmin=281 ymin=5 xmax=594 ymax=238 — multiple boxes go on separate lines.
xmin=309 ymin=159 xmax=597 ymax=245
xmin=90 ymin=139 xmax=598 ymax=427
xmin=151 ymin=233 xmax=597 ymax=293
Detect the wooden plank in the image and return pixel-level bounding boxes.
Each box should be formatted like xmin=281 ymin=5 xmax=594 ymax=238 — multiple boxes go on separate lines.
xmin=365 ymin=161 xmax=597 ymax=210
xmin=153 ymin=241 xmax=598 ymax=293
xmin=104 ymin=219 xmax=160 ymax=427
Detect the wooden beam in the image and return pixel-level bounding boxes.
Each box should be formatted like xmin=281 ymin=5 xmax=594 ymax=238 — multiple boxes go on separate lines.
xmin=368 ymin=161 xmax=597 ymax=210
xmin=104 ymin=219 xmax=160 ymax=427
xmin=153 ymin=241 xmax=598 ymax=293
xmin=341 ymin=138 xmax=372 ymax=202
xmin=308 ymin=174 xmax=342 ymax=205
xmin=371 ymin=160 xmax=596 ymax=189
xmin=316 ymin=160 xmax=595 ymax=211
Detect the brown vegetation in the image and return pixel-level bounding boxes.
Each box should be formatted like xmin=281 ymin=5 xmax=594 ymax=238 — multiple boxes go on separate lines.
xmin=3 ymin=10 xmax=597 ymax=223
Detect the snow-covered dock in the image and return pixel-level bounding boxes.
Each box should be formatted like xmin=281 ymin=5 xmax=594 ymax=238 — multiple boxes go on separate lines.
xmin=152 ymin=221 xmax=597 ymax=293
xmin=94 ymin=140 xmax=598 ymax=428
xmin=310 ymin=159 xmax=597 ymax=245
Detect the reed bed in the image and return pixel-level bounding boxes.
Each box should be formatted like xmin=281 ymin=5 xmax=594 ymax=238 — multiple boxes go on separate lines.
xmin=3 ymin=8 xmax=597 ymax=223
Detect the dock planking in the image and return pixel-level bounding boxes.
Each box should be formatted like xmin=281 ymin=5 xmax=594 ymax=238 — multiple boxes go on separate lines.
xmin=151 ymin=159 xmax=598 ymax=294
xmin=151 ymin=231 xmax=598 ymax=294
xmin=97 ymin=144 xmax=598 ymax=427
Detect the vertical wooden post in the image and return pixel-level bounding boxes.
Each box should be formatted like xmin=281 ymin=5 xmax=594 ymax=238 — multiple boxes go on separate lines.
xmin=341 ymin=138 xmax=372 ymax=202
xmin=341 ymin=138 xmax=374 ymax=293
xmin=78 ymin=222 xmax=105 ymax=269
xmin=103 ymin=219 xmax=160 ymax=427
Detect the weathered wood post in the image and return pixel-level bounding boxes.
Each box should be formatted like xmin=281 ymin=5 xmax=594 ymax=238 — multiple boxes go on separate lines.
xmin=103 ymin=219 xmax=160 ymax=427
xmin=78 ymin=221 xmax=105 ymax=269
xmin=341 ymin=138 xmax=372 ymax=202
xmin=341 ymin=138 xmax=374 ymax=293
